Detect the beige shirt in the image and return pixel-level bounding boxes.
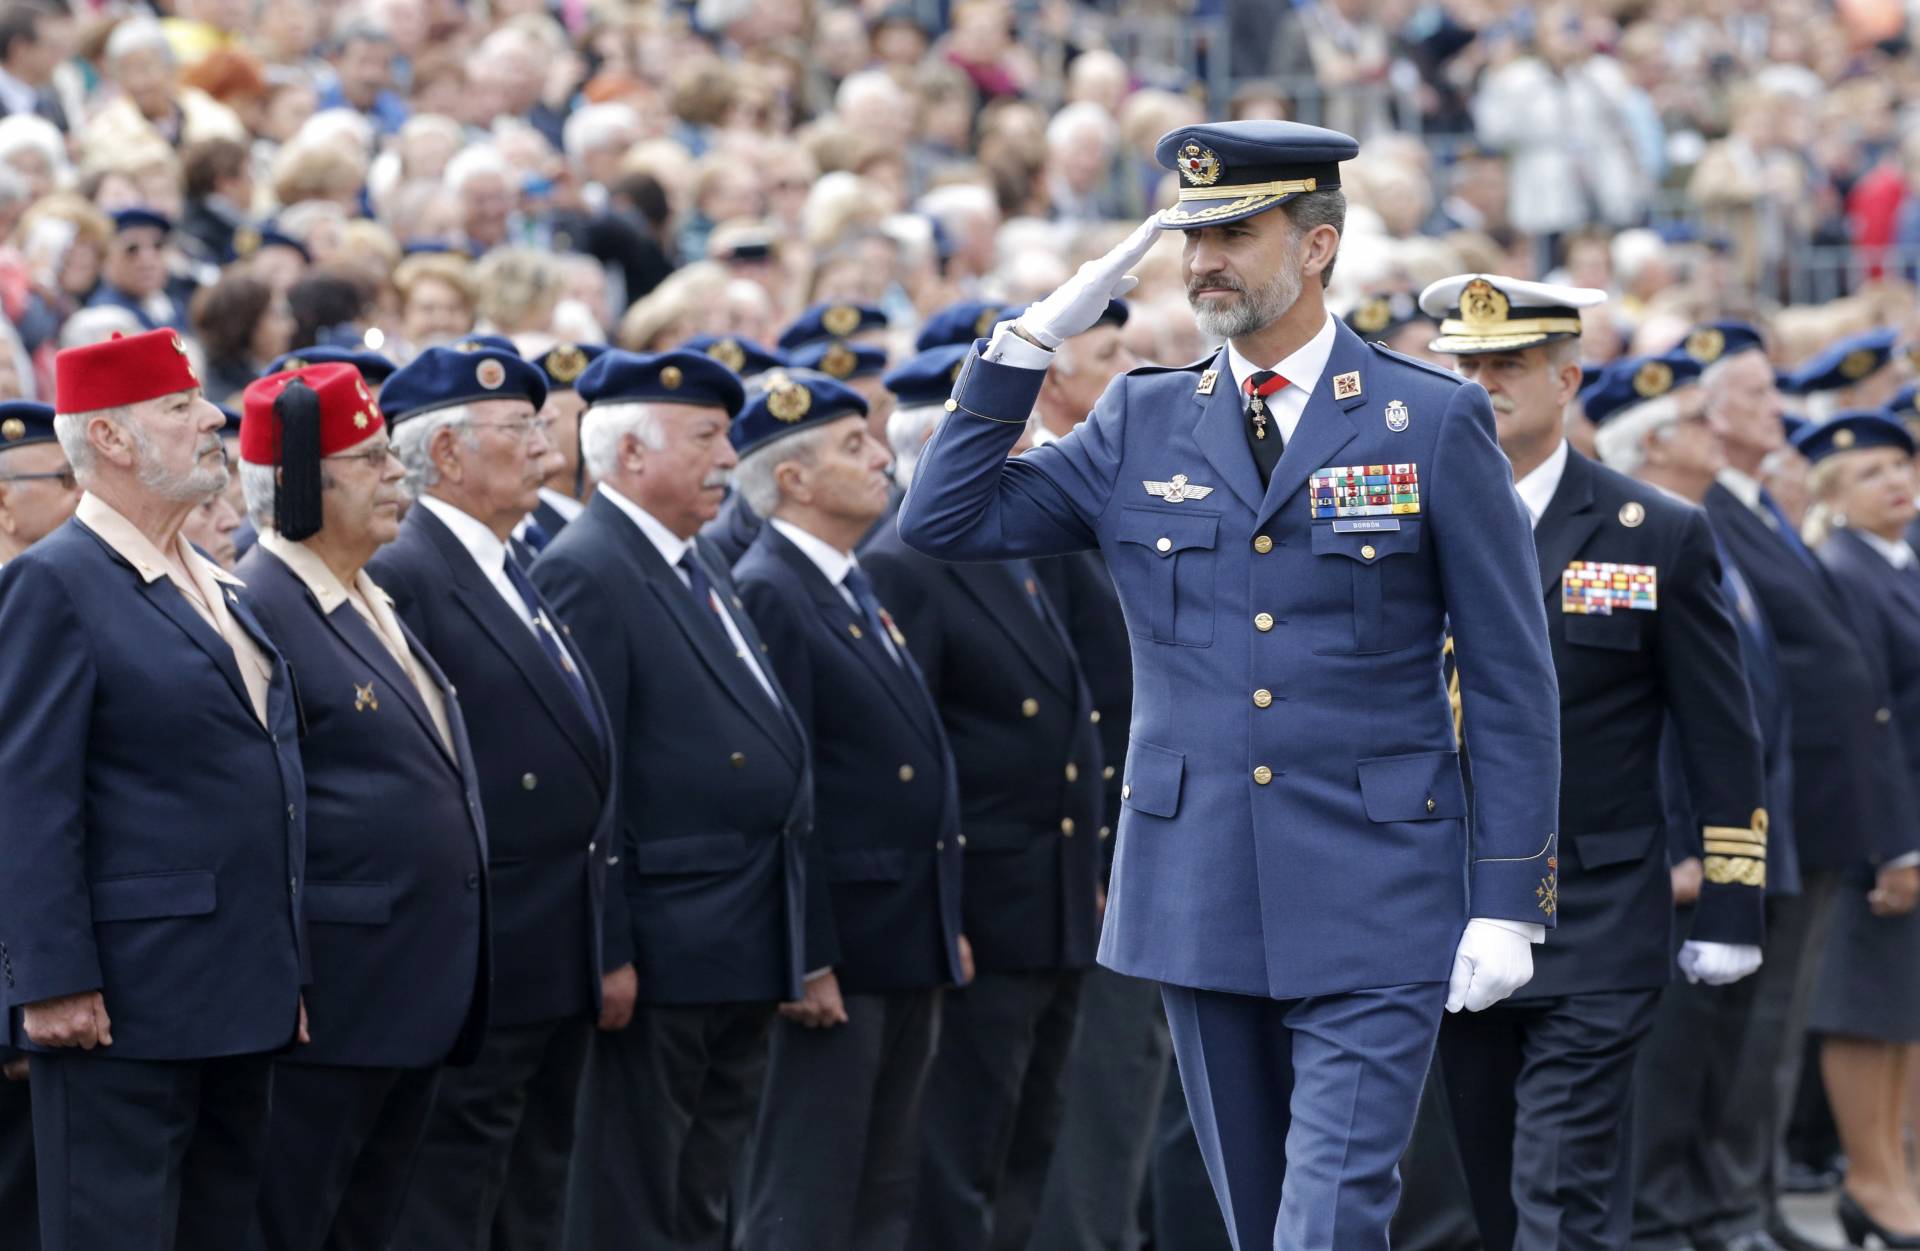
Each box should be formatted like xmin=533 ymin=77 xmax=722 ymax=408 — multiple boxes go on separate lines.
xmin=257 ymin=529 xmax=456 ymax=755
xmin=76 ymin=491 xmax=272 ymax=727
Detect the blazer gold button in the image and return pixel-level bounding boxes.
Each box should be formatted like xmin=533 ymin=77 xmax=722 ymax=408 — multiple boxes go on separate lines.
xmin=1099 ymin=826 xmax=1112 ymax=840
xmin=1426 ymin=796 xmax=1437 ymax=813
xmin=898 ymin=764 xmax=915 ymax=782
xmin=1360 ymin=544 xmax=1376 ymax=560
xmin=1021 ymin=698 xmax=1039 ymax=717
xmin=1061 ymin=818 xmax=1075 ymax=836
xmin=730 ymin=752 xmax=746 ymax=768
xmin=1253 ymin=765 xmax=1273 ymax=785
xmin=1878 ymin=707 xmax=1893 ymax=724
xmin=1103 ymin=765 xmax=1115 ymax=780
xmin=1253 ymin=534 xmax=1273 ymax=554
xmin=1155 ymin=536 xmax=1172 ymax=553
xmin=1090 ymin=709 xmax=1101 ymax=723
xmin=1253 ymin=689 xmax=1273 ymax=708
xmin=521 ymin=773 xmax=538 ymax=790
xmin=1254 ymin=612 xmax=1274 ymax=631
xmin=1122 ymin=784 xmax=1132 ymax=800
xmin=958 ymin=834 xmax=967 ymax=847
xmin=1065 ymin=763 xmax=1079 ymax=782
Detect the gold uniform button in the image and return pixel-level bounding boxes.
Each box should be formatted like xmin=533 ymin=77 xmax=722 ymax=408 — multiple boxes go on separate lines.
xmin=521 ymin=772 xmax=538 ymax=790
xmin=1426 ymin=796 xmax=1437 ymax=813
xmin=1360 ymin=544 xmax=1376 ymax=560
xmin=1099 ymin=826 xmax=1112 ymax=840
xmin=898 ymin=765 xmax=915 ymax=782
xmin=729 ymin=752 xmax=746 ymax=768
xmin=1253 ymin=534 xmax=1273 ymax=554
xmin=944 ymin=399 xmax=958 ymax=412
xmin=1061 ymin=819 xmax=1075 ymax=836
xmin=958 ymin=834 xmax=967 ymax=847
xmin=1065 ymin=763 xmax=1079 ymax=782
xmin=1253 ymin=765 xmax=1273 ymax=785
xmin=1253 ymin=689 xmax=1273 ymax=708
xmin=1155 ymin=537 xmax=1172 ymax=553
xmin=1021 ymin=698 xmax=1039 ymax=718
xmin=1878 ymin=707 xmax=1894 ymax=724
xmin=1090 ymin=709 xmax=1101 ymax=724
xmin=1102 ymin=765 xmax=1115 ymax=780
xmin=1122 ymin=784 xmax=1132 ymax=801
xmin=1254 ymin=612 xmax=1274 ymax=632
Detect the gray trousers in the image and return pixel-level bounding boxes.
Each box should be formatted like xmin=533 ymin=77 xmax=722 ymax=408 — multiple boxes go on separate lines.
xmin=739 ymin=989 xmax=942 ymax=1251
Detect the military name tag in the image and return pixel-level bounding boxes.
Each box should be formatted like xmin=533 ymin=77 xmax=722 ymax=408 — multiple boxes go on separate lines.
xmin=1310 ymin=464 xmax=1421 ymax=520
xmin=1562 ymin=561 xmax=1657 ymax=615
xmin=1332 ymin=518 xmax=1400 ymax=533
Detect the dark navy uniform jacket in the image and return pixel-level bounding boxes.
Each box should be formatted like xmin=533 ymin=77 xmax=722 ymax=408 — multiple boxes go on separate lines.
xmin=703 ymin=490 xmax=762 ymax=568
xmin=534 ymin=493 xmax=815 ymax=1005
xmin=733 ymin=523 xmax=966 ymax=991
xmin=862 ymin=526 xmax=1104 ymax=974
xmin=898 ymin=322 xmax=1561 ymax=1000
xmin=370 ymin=504 xmax=617 ymax=1027
xmin=237 ymin=542 xmax=490 ymax=1067
xmin=0 ymin=517 xmax=306 ymax=1058
xmin=1037 ymin=551 xmax=1132 ymax=859
xmin=1515 ymin=450 xmax=1764 ymax=999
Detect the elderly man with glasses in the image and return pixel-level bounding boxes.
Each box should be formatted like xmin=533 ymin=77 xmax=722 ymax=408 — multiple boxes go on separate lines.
xmin=0 ymin=400 xmax=78 ymax=567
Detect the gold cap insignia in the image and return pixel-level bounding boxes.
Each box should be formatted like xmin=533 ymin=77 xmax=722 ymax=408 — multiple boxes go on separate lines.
xmin=0 ymin=417 xmax=22 ymax=441
xmin=821 ymin=343 xmax=857 ymax=379
xmin=476 ymin=359 xmax=506 ymax=390
xmin=823 ymin=305 xmax=861 ymax=337
xmin=706 ymin=338 xmax=745 ymax=372
xmin=1619 ymin=500 xmax=1646 ymax=528
xmin=233 ymin=226 xmax=260 ymax=256
xmin=1177 ymin=141 xmax=1222 ymax=187
xmin=974 ymin=308 xmax=1002 ymax=337
xmin=1632 ymin=360 xmax=1673 ymax=399
xmin=354 ymin=410 xmax=370 ymax=429
xmin=547 ymin=343 xmax=587 ymax=384
xmin=1685 ymin=327 xmax=1725 ymax=363
xmin=766 ymin=373 xmax=812 ymax=422
xmin=1351 ymin=297 xmax=1392 ymax=335
xmin=1459 ymin=279 xmax=1509 ymax=331
xmin=1841 ymin=348 xmax=1878 ymax=380
xmin=1834 ymin=426 xmax=1857 ymax=449
xmin=660 ymin=364 xmax=683 ymax=390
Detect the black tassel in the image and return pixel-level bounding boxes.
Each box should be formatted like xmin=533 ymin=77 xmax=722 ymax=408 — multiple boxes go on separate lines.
xmin=275 ymin=379 xmax=324 ymax=541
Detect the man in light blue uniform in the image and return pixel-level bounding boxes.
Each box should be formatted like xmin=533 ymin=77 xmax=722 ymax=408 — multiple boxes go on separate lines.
xmin=896 ymin=120 xmax=1562 ymax=1251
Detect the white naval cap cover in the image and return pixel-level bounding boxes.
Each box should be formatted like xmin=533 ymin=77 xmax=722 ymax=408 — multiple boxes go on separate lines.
xmin=1417 ymin=273 xmax=1609 ymax=355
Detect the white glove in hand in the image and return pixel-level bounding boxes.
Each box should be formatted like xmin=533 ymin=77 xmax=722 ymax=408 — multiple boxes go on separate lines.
xmin=1016 ymin=216 xmax=1163 ymax=349
xmin=1446 ymin=918 xmax=1536 ymax=1013
xmin=1678 ymin=940 xmax=1762 ymax=986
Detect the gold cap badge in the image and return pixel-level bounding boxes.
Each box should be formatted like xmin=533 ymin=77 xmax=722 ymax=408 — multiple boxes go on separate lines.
xmin=823 ymin=305 xmax=861 ymax=337
xmin=547 ymin=344 xmax=587 ymax=384
xmin=821 ymin=343 xmax=857 ymax=379
xmin=1834 ymin=427 xmax=1857 ymax=449
xmin=0 ymin=417 xmax=22 ymax=441
xmin=1841 ymin=348 xmax=1878 ymax=380
xmin=476 ymin=359 xmax=506 ymax=390
xmin=1177 ymin=142 xmax=1222 ymax=187
xmin=1633 ymin=360 xmax=1673 ymax=399
xmin=765 ymin=373 xmax=811 ymax=422
xmin=1459 ymin=279 xmax=1509 ymax=331
xmin=707 ymin=338 xmax=745 ymax=372
xmin=1351 ymin=297 xmax=1392 ymax=335
xmin=660 ymin=364 xmax=683 ymax=390
xmin=1685 ymin=327 xmax=1725 ymax=363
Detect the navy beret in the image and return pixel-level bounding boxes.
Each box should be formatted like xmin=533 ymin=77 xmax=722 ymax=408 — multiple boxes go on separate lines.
xmin=681 ymin=334 xmax=786 ymax=378
xmin=916 ymin=300 xmax=1011 ymax=351
xmin=1154 ymin=120 xmax=1358 ymax=230
xmin=0 ymin=400 xmax=58 ymax=449
xmin=882 ymin=344 xmax=971 ymax=409
xmin=1583 ymin=351 xmax=1704 ymax=427
xmin=266 ymin=346 xmax=399 ymax=384
xmin=1344 ymin=292 xmax=1431 ymax=340
xmin=1790 ymin=410 xmax=1915 ymax=462
xmin=731 ymin=369 xmax=869 ymax=457
xmin=530 ymin=342 xmax=608 ymax=392
xmin=112 ymin=206 xmax=172 ymax=235
xmin=786 ymin=340 xmax=887 ymax=382
xmin=1887 ymin=381 xmax=1920 ymax=424
xmin=1680 ymin=320 xmax=1766 ymax=367
xmin=777 ymin=302 xmax=887 ymax=352
xmin=1779 ymin=328 xmax=1897 ymax=396
xmin=1781 ymin=414 xmax=1811 ymax=443
xmin=577 ymin=349 xmax=745 ymax=418
xmin=233 ymin=222 xmax=311 ymax=264
xmin=448 ymin=334 xmax=522 ymax=357
xmin=380 ymin=344 xmax=548 ymax=424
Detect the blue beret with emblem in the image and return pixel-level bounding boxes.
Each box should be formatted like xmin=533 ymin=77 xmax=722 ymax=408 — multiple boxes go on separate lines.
xmin=882 ymin=343 xmax=972 ymax=409
xmin=380 ymin=343 xmax=548 ymax=424
xmin=1778 ymin=328 xmax=1897 ymax=396
xmin=577 ymin=349 xmax=745 ymax=418
xmin=265 ymin=345 xmax=398 ymax=385
xmin=531 ymin=342 xmax=608 ymax=392
xmin=1344 ymin=291 xmax=1430 ymax=340
xmin=681 ymin=334 xmax=785 ymax=378
xmin=448 ymin=334 xmax=522 ymax=357
xmin=111 ymin=206 xmax=172 ymax=235
xmin=1583 ymin=351 xmax=1704 ymax=427
xmin=916 ymin=300 xmax=1012 ymax=351
xmin=787 ymin=340 xmax=887 ymax=381
xmin=1153 ymin=119 xmax=1359 ymax=230
xmin=1680 ymin=320 xmax=1766 ymax=366
xmin=1790 ymin=410 xmax=1915 ymax=462
xmin=0 ymin=400 xmax=57 ymax=448
xmin=1887 ymin=381 xmax=1920 ymax=424
xmin=777 ymin=301 xmax=888 ymax=352
xmin=731 ymin=368 xmax=869 ymax=457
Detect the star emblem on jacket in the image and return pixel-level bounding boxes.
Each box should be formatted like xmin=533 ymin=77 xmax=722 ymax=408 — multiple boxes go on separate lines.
xmin=1143 ymin=473 xmax=1215 ymax=503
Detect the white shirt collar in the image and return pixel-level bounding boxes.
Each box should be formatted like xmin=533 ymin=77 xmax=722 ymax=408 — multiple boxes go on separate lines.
xmin=596 ymin=482 xmax=691 ymax=567
xmin=1225 ymin=311 xmax=1339 ymax=397
xmin=537 ymin=486 xmax=585 ymax=522
xmin=1855 ymin=527 xmax=1918 ymax=569
xmin=1716 ymin=466 xmax=1764 ymax=510
xmin=1513 ymin=439 xmax=1571 ymax=527
xmin=769 ymin=517 xmax=856 ymax=586
xmin=418 ymin=494 xmax=511 ymax=575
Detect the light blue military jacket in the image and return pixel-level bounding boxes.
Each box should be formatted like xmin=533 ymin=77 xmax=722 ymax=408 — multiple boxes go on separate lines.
xmin=898 ymin=320 xmax=1561 ymax=999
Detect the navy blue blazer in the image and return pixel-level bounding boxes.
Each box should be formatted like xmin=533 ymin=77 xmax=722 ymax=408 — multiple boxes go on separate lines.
xmin=0 ymin=517 xmax=306 ymax=1059
xmin=1036 ymin=550 xmax=1132 ymax=859
xmin=702 ymin=490 xmax=763 ymax=568
xmin=862 ymin=526 xmax=1104 ymax=974
xmin=533 ymin=493 xmax=815 ymax=1005
xmin=368 ymin=504 xmax=617 ymax=1027
xmin=1516 ymin=451 xmax=1765 ymax=998
xmin=237 ymin=544 xmax=490 ymax=1067
xmin=898 ymin=324 xmax=1561 ymax=999
xmin=733 ymin=524 xmax=966 ymax=992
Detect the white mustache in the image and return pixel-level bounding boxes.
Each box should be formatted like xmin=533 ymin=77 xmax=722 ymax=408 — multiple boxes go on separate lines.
xmin=702 ymin=470 xmax=732 ymax=490
xmin=1488 ymin=394 xmax=1517 ymax=415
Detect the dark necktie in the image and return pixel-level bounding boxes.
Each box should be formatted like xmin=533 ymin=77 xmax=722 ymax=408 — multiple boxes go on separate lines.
xmin=677 ymin=549 xmax=718 ymax=620
xmin=522 ymin=519 xmax=552 ymax=553
xmin=502 ymin=556 xmax=599 ymax=727
xmin=1758 ymin=489 xmax=1820 ymax=573
xmin=1243 ymin=369 xmax=1288 ymax=484
xmin=843 ymin=566 xmax=904 ymax=669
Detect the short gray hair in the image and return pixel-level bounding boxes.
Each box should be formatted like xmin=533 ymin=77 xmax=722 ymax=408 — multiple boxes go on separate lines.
xmin=1280 ymin=188 xmax=1347 ymax=288
xmin=734 ymin=424 xmax=835 ymax=518
xmin=51 ymin=406 xmax=124 ymax=477
xmin=1594 ymin=393 xmax=1681 ymax=476
xmin=580 ymin=401 xmax=666 ymax=481
xmin=392 ymin=403 xmax=474 ymax=497
xmin=886 ymin=403 xmax=946 ymax=488
xmin=240 ymin=461 xmax=278 ymax=530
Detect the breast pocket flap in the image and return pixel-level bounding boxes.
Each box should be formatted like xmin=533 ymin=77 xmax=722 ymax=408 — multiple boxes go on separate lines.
xmin=1117 ymin=507 xmax=1220 ymax=556
xmin=89 ymin=871 xmax=217 ymax=923
xmin=1122 ymin=739 xmax=1186 ymax=819
xmin=1356 ymin=750 xmax=1465 ymax=822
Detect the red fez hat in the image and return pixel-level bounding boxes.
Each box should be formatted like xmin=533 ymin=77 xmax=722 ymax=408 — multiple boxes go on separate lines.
xmin=54 ymin=329 xmax=202 ymax=415
xmin=240 ymin=363 xmax=385 ymax=541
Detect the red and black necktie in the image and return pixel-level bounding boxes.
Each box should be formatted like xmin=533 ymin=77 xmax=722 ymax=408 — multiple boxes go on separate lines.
xmin=1244 ymin=370 xmax=1289 ymax=483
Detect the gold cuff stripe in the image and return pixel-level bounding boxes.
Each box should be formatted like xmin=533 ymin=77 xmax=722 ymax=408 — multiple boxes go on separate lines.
xmin=1704 ymin=840 xmax=1766 ymax=858
xmin=1438 ymin=316 xmax=1585 ymax=339
xmin=1704 ymin=855 xmax=1766 ymax=888
xmin=1703 ymin=824 xmax=1767 ymax=847
xmin=1177 ymin=178 xmax=1318 ymax=202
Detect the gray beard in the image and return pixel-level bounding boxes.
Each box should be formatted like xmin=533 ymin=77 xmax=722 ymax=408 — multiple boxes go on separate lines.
xmin=1190 ymin=262 xmax=1304 ymax=341
xmin=131 ymin=421 xmax=229 ymax=502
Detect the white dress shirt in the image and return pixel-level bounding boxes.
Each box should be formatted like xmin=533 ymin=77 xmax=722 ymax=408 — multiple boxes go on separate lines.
xmin=1715 ymin=466 xmax=1765 ymax=514
xmin=769 ymin=518 xmax=904 ymax=665
xmin=536 ymin=487 xmax=585 ymax=523
xmin=1512 ymin=440 xmax=1571 ymax=529
xmin=598 ymin=483 xmax=781 ymax=704
xmin=1855 ymin=527 xmax=1918 ymax=570
xmin=1223 ymin=312 xmax=1340 ymax=448
xmin=417 ymin=495 xmax=537 ymax=632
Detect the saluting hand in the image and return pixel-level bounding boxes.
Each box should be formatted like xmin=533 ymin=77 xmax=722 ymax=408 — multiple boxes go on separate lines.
xmin=1870 ymin=863 xmax=1920 ymax=917
xmin=779 ymin=969 xmax=848 ymax=1029
xmin=1013 ymin=216 xmax=1164 ymax=350
xmin=22 ymin=990 xmax=112 ymax=1049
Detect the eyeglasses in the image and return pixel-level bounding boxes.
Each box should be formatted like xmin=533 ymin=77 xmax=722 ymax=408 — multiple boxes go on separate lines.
xmin=322 ymin=443 xmax=400 ymax=467
xmin=468 ymin=416 xmax=555 ymax=443
xmin=0 ymin=469 xmax=76 ymax=490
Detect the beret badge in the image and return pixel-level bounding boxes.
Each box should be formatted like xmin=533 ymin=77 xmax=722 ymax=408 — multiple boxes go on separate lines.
xmin=1633 ymin=359 xmax=1673 ymax=399
xmin=0 ymin=418 xmax=22 ymax=441
xmin=1351 ymin=297 xmax=1392 ymax=335
xmin=547 ymin=344 xmax=587 ymax=384
xmin=1841 ymin=348 xmax=1878 ymax=381
xmin=706 ymin=338 xmax=746 ymax=372
xmin=476 ymin=359 xmax=506 ymax=390
xmin=1178 ymin=142 xmax=1222 ymax=187
xmin=823 ymin=305 xmax=861 ymax=337
xmin=765 ymin=373 xmax=812 ymax=423
xmin=1685 ymin=327 xmax=1725 ymax=364
xmin=1459 ymin=279 xmax=1508 ymax=331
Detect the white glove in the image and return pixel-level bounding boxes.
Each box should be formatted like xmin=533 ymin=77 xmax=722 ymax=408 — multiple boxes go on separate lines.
xmin=1677 ymin=940 xmax=1762 ymax=986
xmin=1015 ymin=216 xmax=1163 ymax=349
xmin=1446 ymin=918 xmax=1537 ymax=1013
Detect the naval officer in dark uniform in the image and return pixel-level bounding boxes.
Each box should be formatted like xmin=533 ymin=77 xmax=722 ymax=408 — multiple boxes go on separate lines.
xmin=897 ymin=120 xmax=1561 ymax=1251
xmin=1423 ymin=279 xmax=1768 ymax=1251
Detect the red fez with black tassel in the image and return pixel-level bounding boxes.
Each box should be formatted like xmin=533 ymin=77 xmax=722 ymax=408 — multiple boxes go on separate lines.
xmin=239 ymin=362 xmax=388 ymax=542
xmin=273 ymin=378 xmax=323 ymax=540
